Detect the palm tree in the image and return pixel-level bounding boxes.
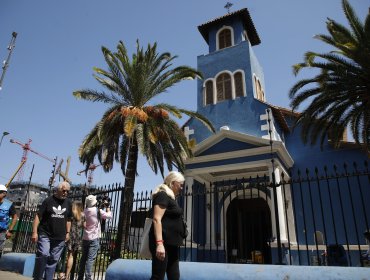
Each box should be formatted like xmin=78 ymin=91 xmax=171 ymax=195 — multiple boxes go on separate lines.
xmin=73 ymin=40 xmax=215 ymax=257
xmin=289 ymin=0 xmax=370 ymax=155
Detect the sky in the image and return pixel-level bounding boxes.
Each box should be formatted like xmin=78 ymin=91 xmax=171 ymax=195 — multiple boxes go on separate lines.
xmin=0 ymin=0 xmax=368 ymax=193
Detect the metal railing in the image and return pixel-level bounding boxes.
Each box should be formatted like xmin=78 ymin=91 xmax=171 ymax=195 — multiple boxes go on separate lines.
xmin=11 ymin=161 xmax=370 ymax=279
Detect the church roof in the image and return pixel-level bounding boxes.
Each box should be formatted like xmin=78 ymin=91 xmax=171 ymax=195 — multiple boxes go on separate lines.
xmin=198 ymin=8 xmax=261 ymax=46
xmin=270 ymin=106 xmax=291 ymax=133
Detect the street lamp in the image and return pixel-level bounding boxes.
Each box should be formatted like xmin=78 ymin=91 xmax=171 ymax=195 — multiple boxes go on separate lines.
xmin=0 ymin=131 xmax=9 ymax=147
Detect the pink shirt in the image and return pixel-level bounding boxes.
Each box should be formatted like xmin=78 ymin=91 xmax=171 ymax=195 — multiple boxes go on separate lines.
xmin=83 ymin=207 xmax=112 ymax=240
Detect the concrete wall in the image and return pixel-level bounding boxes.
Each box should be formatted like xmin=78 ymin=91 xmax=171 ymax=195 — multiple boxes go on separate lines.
xmin=105 ymin=259 xmax=370 ymax=280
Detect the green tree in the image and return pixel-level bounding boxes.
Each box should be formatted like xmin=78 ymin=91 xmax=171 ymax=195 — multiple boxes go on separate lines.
xmin=73 ymin=40 xmax=214 ymax=257
xmin=289 ymin=0 xmax=370 ymax=155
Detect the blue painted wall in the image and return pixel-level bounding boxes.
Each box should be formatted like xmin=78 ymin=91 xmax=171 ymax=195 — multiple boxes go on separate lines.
xmin=189 ymin=24 xmax=268 ymax=145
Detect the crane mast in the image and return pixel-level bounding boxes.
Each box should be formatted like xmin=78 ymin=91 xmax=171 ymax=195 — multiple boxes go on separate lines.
xmin=0 ymin=32 xmax=17 ymax=91
xmin=17 ymin=139 xmax=31 ymax=181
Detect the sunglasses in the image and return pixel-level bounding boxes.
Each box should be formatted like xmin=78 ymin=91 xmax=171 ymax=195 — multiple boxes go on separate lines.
xmin=0 ymin=191 xmax=7 ymax=194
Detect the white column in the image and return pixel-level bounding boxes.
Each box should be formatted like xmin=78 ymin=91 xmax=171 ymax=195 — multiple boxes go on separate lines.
xmin=269 ymin=166 xmax=287 ymax=242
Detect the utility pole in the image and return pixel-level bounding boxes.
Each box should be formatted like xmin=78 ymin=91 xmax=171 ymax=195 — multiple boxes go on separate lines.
xmin=0 ymin=32 xmax=18 ymax=91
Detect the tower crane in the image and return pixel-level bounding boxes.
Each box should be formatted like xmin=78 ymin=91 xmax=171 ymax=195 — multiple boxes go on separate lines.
xmin=10 ymin=138 xmax=55 ymax=181
xmin=77 ymin=163 xmax=102 ymax=188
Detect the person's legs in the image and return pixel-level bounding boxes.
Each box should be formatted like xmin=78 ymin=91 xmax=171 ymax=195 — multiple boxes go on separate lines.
xmin=44 ymin=239 xmax=65 ymax=280
xmin=65 ymin=251 xmax=74 ymax=279
xmin=57 ymin=247 xmax=67 ymax=279
xmin=84 ymin=239 xmax=100 ymax=280
xmin=0 ymin=231 xmax=6 ymax=258
xmin=77 ymin=240 xmax=89 ymax=280
xmin=165 ymin=245 xmax=180 ymax=280
xmin=150 ymin=241 xmax=167 ymax=280
xmin=33 ymin=235 xmax=51 ymax=280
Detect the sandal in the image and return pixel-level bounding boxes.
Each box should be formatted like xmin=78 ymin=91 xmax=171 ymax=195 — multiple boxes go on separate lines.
xmin=58 ymin=273 xmax=66 ymax=280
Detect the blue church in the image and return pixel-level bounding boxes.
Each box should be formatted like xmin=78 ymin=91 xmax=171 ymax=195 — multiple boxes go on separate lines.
xmin=181 ymin=8 xmax=370 ymax=266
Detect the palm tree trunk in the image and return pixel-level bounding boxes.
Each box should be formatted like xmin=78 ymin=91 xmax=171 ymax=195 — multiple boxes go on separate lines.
xmin=113 ymin=139 xmax=138 ymax=259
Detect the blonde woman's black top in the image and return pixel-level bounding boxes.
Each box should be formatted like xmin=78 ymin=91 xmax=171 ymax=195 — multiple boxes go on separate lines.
xmin=150 ymin=191 xmax=185 ymax=246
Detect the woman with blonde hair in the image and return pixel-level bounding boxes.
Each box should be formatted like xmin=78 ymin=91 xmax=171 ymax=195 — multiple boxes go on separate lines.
xmin=149 ymin=171 xmax=187 ymax=280
xmin=58 ymin=200 xmax=84 ymax=280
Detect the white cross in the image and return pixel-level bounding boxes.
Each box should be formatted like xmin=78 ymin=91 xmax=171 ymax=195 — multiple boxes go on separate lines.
xmin=184 ymin=126 xmax=194 ymax=141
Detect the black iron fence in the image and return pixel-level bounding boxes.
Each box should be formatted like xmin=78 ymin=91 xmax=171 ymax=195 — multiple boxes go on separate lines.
xmin=123 ymin=161 xmax=370 ymax=267
xmin=10 ymin=161 xmax=370 ymax=279
xmin=12 ymin=184 xmax=124 ymax=280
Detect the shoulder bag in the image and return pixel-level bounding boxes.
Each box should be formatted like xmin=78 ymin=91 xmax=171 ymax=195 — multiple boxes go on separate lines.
xmin=139 ymin=218 xmax=153 ymax=259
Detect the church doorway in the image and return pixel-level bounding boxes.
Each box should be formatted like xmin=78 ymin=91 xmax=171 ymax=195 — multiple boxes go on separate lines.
xmin=226 ymin=197 xmax=272 ymax=264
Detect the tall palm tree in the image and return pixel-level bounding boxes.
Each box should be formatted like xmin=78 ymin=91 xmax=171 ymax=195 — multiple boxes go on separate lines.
xmin=73 ymin=40 xmax=214 ymax=257
xmin=289 ymin=0 xmax=370 ymax=155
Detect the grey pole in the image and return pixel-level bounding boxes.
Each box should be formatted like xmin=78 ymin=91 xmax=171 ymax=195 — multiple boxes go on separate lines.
xmin=0 ymin=131 xmax=9 ymax=147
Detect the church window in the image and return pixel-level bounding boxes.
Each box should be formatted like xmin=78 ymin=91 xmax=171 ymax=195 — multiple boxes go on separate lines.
xmin=216 ymin=73 xmax=232 ymax=102
xmin=254 ymin=75 xmax=265 ymax=102
xmin=218 ymin=29 xmax=232 ymax=50
xmin=205 ymin=80 xmax=214 ymax=105
xmin=234 ymin=72 xmax=244 ymax=97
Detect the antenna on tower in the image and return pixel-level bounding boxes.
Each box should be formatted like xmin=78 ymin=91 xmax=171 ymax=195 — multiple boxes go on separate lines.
xmin=0 ymin=32 xmax=18 ymax=91
xmin=224 ymin=2 xmax=233 ymax=13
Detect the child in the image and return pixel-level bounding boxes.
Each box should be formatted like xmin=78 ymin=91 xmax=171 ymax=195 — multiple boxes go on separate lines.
xmin=58 ymin=201 xmax=84 ymax=280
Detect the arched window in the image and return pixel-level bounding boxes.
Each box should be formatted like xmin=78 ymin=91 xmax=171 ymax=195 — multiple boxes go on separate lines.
xmin=218 ymin=29 xmax=232 ymax=50
xmin=216 ymin=73 xmax=232 ymax=102
xmin=257 ymin=80 xmax=264 ymax=101
xmin=254 ymin=75 xmax=265 ymax=101
xmin=254 ymin=76 xmax=258 ymax=98
xmin=205 ymin=80 xmax=214 ymax=105
xmin=234 ymin=72 xmax=244 ymax=97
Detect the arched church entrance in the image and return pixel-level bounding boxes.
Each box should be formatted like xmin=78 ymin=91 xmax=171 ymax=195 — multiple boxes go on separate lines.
xmin=226 ymin=197 xmax=272 ymax=264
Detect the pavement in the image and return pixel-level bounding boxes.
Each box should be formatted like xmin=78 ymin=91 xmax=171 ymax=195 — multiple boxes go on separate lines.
xmin=0 ymin=270 xmax=32 ymax=280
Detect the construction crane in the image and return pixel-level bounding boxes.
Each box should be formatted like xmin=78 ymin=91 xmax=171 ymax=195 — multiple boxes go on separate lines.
xmin=77 ymin=163 xmax=102 ymax=188
xmin=0 ymin=32 xmax=17 ymax=91
xmin=10 ymin=138 xmax=55 ymax=181
xmin=56 ymin=156 xmax=72 ymax=183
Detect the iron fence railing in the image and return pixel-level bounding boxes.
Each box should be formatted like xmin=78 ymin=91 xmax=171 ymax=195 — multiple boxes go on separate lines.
xmin=10 ymin=161 xmax=370 ymax=279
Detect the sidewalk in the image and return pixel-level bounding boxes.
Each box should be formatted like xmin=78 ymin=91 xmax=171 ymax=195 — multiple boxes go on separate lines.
xmin=0 ymin=270 xmax=32 ymax=280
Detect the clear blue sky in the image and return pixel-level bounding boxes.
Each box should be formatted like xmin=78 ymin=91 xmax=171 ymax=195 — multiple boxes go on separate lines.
xmin=0 ymin=0 xmax=367 ymax=192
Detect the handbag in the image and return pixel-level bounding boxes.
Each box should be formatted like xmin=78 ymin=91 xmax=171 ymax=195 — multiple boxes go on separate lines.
xmin=139 ymin=218 xmax=152 ymax=259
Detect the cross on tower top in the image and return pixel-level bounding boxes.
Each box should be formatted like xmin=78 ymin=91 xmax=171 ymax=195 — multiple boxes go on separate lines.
xmin=224 ymin=2 xmax=233 ymax=13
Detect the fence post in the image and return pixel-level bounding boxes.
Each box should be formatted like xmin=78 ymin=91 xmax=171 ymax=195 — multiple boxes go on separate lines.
xmin=113 ymin=187 xmax=126 ymax=260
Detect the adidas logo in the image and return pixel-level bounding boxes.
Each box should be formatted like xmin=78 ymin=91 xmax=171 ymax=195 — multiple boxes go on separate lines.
xmin=51 ymin=205 xmax=66 ymax=218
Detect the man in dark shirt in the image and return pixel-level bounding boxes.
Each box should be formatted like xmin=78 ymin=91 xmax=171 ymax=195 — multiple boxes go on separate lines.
xmin=0 ymin=184 xmax=17 ymax=258
xmin=31 ymin=182 xmax=72 ymax=280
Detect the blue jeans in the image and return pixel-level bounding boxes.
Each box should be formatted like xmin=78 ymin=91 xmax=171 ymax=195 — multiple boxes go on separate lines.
xmin=33 ymin=235 xmax=65 ymax=280
xmin=77 ymin=239 xmax=100 ymax=280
